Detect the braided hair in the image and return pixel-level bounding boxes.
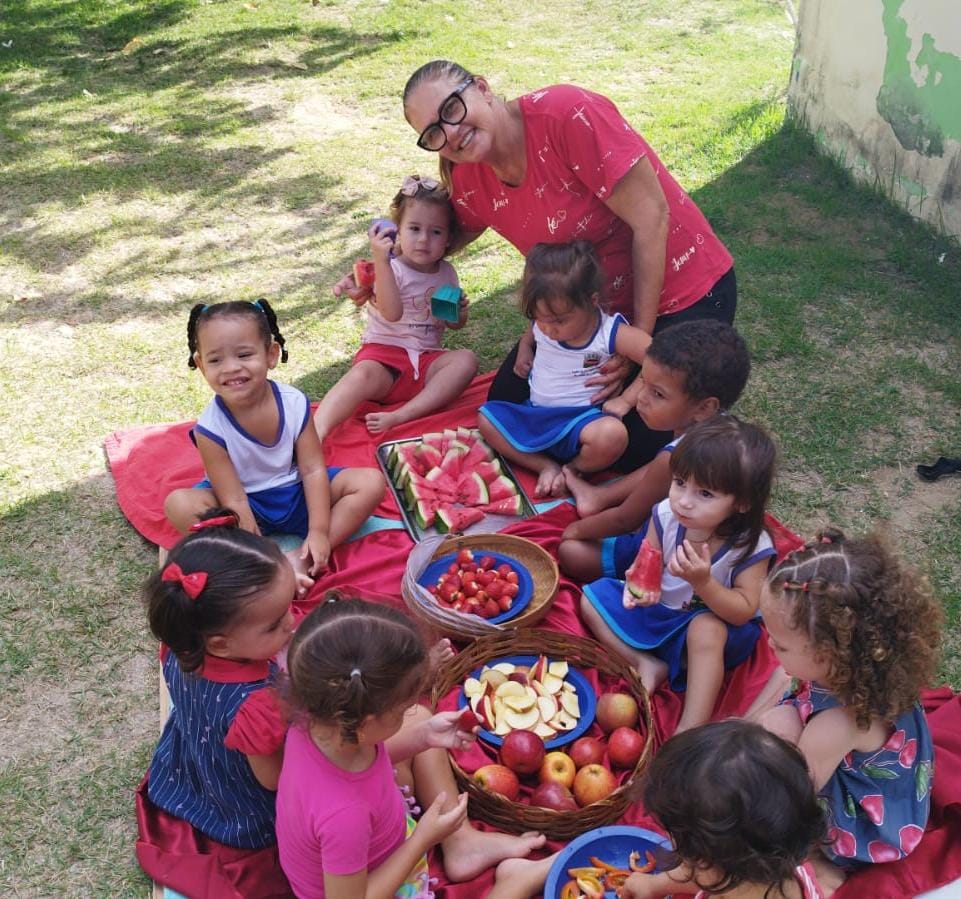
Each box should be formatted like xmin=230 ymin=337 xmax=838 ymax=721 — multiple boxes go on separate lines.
xmin=145 ymin=507 xmax=287 ymax=672
xmin=186 ymin=299 xmax=288 ymax=369
xmin=767 ymin=528 xmax=942 ymax=727
xmin=284 ymin=596 xmax=429 ymax=744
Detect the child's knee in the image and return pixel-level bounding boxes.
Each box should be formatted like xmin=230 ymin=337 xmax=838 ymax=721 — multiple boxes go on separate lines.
xmin=558 ymin=538 xmax=596 ymax=580
xmin=687 ymin=613 xmax=728 ymax=652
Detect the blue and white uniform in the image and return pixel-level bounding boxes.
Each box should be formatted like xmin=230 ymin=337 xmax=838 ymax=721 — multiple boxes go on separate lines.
xmin=192 ymin=380 xmax=339 ymax=537
xmin=583 ymin=498 xmax=776 ymax=690
xmin=479 ymin=312 xmax=626 ymax=462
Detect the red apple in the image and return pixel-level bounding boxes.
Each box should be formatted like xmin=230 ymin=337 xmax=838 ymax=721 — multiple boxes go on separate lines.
xmin=569 ymin=736 xmax=606 ymax=769
xmin=530 ymin=780 xmax=578 ymax=811
xmin=572 ymin=763 xmax=618 ymax=806
xmin=595 ymin=692 xmax=639 ymax=733
xmin=539 ymin=750 xmax=577 ymax=788
xmin=500 ymin=730 xmax=546 ymax=775
xmin=473 ymin=764 xmax=520 ymax=801
xmin=607 ymin=726 xmax=644 ymax=769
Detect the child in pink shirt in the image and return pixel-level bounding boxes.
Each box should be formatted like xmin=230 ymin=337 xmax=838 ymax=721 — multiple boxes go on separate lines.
xmin=275 ymin=597 xmax=544 ymax=898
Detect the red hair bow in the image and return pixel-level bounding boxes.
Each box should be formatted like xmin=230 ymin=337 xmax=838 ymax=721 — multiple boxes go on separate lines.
xmin=189 ymin=513 xmax=238 ymax=532
xmin=161 ymin=562 xmax=207 ymax=600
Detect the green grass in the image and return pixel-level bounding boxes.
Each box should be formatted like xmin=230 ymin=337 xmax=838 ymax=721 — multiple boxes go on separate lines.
xmin=1 ymin=0 xmax=959 ymax=893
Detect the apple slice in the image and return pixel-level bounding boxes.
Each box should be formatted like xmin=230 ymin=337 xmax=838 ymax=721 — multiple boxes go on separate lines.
xmin=492 ymin=662 xmax=517 ymax=675
xmin=495 ymin=681 xmax=527 ymax=699
xmin=537 ymin=694 xmax=559 ymax=721
xmin=559 ymin=691 xmax=581 ymax=718
xmin=503 ymin=693 xmax=537 ymax=713
xmin=547 ymin=660 xmax=569 ymax=678
xmin=528 ymin=655 xmax=549 ymax=683
xmin=463 ymin=677 xmax=484 ymax=698
xmin=493 ymin=715 xmax=512 ymax=736
xmin=560 ymin=681 xmax=577 ymax=693
xmin=549 ymin=710 xmax=578 ymax=731
xmin=480 ymin=668 xmax=508 ymax=689
xmin=505 ymin=706 xmax=541 ymax=730
xmin=531 ymin=679 xmax=551 ymax=699
xmin=479 ymin=695 xmax=496 ymax=730
xmin=541 ymin=673 xmax=565 ymax=695
xmin=532 ymin=719 xmax=558 ymax=739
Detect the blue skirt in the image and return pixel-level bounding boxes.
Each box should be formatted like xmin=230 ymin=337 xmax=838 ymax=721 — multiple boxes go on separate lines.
xmin=582 ymin=577 xmax=761 ymax=691
xmin=196 ymin=467 xmax=342 ymax=539
xmin=479 ymin=401 xmax=606 ymax=463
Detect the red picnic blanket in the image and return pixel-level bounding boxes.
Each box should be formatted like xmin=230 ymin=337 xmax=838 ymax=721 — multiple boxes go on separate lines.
xmin=106 ymin=373 xmax=961 ymax=898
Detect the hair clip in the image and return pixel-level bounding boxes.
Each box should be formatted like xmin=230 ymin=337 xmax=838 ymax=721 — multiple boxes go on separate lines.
xmin=250 ymin=299 xmax=264 ymax=311
xmin=161 ymin=562 xmax=207 ymax=600
xmin=400 ymin=175 xmax=440 ymax=196
xmin=189 ymin=512 xmax=239 ymax=532
xmin=349 ymin=667 xmax=362 ymax=680
xmin=783 ymin=580 xmax=810 ymax=592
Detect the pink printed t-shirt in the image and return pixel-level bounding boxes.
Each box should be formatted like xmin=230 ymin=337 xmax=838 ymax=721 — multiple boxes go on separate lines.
xmin=276 ymin=725 xmax=407 ymax=899
xmin=450 ymin=84 xmax=733 ymax=320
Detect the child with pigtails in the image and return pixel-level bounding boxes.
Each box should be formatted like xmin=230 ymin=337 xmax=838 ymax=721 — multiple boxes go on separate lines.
xmin=163 ymin=299 xmax=383 ymax=580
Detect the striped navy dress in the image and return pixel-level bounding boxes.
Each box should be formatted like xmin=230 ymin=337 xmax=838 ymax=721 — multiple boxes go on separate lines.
xmin=148 ymin=650 xmax=282 ymax=849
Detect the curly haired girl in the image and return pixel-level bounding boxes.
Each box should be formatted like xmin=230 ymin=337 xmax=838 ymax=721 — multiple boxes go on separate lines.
xmin=760 ymin=527 xmax=941 ymax=879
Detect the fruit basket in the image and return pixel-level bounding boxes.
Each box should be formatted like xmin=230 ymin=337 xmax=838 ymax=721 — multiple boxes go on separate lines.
xmin=403 ymin=533 xmax=559 ymax=640
xmin=430 ymin=629 xmax=653 ymax=840
xmin=376 ymin=430 xmax=536 ymax=543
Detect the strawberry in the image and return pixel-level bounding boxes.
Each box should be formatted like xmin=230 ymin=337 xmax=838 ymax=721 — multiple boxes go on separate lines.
xmin=497 ymin=595 xmax=513 ymax=612
xmin=456 ymin=548 xmax=474 ymax=565
xmin=483 ymin=599 xmax=500 ymax=618
xmin=479 ymin=556 xmax=496 ymax=570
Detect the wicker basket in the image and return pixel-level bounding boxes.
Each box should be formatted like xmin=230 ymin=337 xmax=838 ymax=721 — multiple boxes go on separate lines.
xmin=403 ymin=533 xmax=559 ymax=640
xmin=430 ymin=629 xmax=653 ymax=840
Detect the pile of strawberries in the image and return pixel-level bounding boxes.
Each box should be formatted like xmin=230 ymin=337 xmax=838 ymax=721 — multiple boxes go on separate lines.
xmin=425 ymin=549 xmax=521 ymax=619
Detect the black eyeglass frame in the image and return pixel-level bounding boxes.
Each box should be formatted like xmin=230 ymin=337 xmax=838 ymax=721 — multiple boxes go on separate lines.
xmin=415 ymin=76 xmax=475 ymax=152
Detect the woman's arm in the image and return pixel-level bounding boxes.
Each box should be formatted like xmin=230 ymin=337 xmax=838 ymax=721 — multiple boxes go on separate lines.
xmin=196 ymin=434 xmax=259 ymax=533
xmin=671 ymin=550 xmax=766 ymax=626
xmin=295 ymin=424 xmax=332 ymax=575
xmin=603 ymin=158 xmax=669 ymax=336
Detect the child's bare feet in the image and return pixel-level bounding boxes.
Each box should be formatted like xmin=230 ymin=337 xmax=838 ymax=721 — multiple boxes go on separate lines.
xmin=429 ymin=638 xmax=455 ymax=669
xmin=535 ymin=462 xmax=566 ymax=498
xmin=441 ymin=829 xmax=546 ymax=883
xmin=365 ymin=410 xmax=405 ymax=434
xmin=285 ymin=550 xmax=315 ymax=597
xmin=487 ymin=851 xmax=561 ymax=898
xmin=562 ymin=464 xmax=603 ymax=516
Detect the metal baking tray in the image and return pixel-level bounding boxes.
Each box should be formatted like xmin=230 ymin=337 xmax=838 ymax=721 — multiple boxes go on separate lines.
xmin=375 ymin=432 xmax=537 ymax=542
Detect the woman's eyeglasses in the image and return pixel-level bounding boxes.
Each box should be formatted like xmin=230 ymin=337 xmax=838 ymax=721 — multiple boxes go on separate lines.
xmin=416 ymin=76 xmax=474 ymax=152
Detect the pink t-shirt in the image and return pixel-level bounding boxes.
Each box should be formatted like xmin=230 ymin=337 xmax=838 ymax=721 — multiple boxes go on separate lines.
xmin=450 ymin=84 xmax=733 ymax=320
xmin=276 ymin=725 xmax=407 ymax=899
xmin=362 ymin=256 xmax=459 ymax=353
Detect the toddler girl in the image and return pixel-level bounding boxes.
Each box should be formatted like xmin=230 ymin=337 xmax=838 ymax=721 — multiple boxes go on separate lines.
xmin=275 ymin=597 xmax=545 ymax=898
xmin=137 ymin=510 xmax=294 ymax=887
xmin=314 ymin=175 xmax=477 ymax=440
xmin=760 ymin=528 xmax=940 ymax=878
xmin=581 ymin=415 xmax=777 ymax=732
xmin=164 ymin=298 xmax=383 ymax=577
xmin=478 ymin=240 xmax=652 ymax=497
xmin=619 ymin=720 xmax=829 ymax=899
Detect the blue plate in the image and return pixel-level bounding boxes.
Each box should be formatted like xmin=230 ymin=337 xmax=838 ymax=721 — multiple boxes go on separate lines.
xmin=544 ymin=825 xmax=671 ymax=898
xmin=419 ymin=551 xmax=533 ymax=625
xmin=458 ymin=653 xmax=597 ymax=749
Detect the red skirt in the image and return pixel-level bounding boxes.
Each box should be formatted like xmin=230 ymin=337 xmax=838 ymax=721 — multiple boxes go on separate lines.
xmin=135 ymin=777 xmax=293 ymax=899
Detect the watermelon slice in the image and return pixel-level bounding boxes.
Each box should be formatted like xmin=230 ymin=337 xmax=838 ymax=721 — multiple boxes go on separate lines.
xmin=480 ymin=496 xmax=524 ymax=516
xmin=353 ymin=259 xmax=376 ymax=289
xmin=435 ymin=505 xmax=485 ymax=534
xmin=415 ymin=443 xmax=443 ymax=470
xmin=461 ymin=438 xmax=495 ymax=469
xmin=486 ymin=475 xmax=520 ymax=503
xmin=412 ymin=498 xmax=438 ymax=529
xmin=425 ymin=467 xmax=460 ymax=497
xmin=406 ymin=472 xmax=456 ymax=505
xmin=456 ymin=471 xmax=490 ymax=505
xmin=624 ymin=540 xmax=662 ymax=608
xmin=439 ymin=445 xmax=468 ymax=478
xmin=475 ymin=459 xmax=504 ymax=483
xmin=390 ymin=443 xmax=431 ymax=478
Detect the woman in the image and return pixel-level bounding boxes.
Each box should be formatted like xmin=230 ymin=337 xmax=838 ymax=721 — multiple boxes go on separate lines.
xmin=341 ymin=60 xmax=737 ymax=469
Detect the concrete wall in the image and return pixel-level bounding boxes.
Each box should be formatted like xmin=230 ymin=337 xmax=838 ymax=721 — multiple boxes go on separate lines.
xmin=789 ymin=0 xmax=961 ymax=240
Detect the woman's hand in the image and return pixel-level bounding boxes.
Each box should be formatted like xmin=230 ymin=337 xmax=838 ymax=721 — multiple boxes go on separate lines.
xmin=413 ymin=790 xmax=469 ymax=846
xmin=423 ymin=710 xmax=479 ymax=751
xmin=585 ymin=353 xmax=632 ymax=404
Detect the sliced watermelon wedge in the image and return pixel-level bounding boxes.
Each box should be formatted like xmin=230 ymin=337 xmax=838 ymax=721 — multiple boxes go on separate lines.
xmin=480 ymin=496 xmax=525 ymax=516
xmin=435 ymin=504 xmax=485 ymax=534
xmin=353 ymin=259 xmax=376 ymax=288
xmin=624 ymin=540 xmax=662 ymax=607
xmin=456 ymin=470 xmax=490 ymax=505
xmin=487 ymin=475 xmax=520 ymax=503
xmin=475 ymin=459 xmax=504 ymax=483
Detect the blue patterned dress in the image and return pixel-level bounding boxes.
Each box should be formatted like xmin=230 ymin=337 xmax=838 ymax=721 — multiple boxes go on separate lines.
xmin=777 ymin=681 xmax=934 ymax=867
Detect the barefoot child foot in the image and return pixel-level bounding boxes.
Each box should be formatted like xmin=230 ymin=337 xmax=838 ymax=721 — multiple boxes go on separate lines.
xmin=441 ymin=829 xmax=547 ymax=883
xmin=562 ymin=464 xmax=607 ymax=517
xmin=429 ymin=637 xmax=454 ymax=668
xmin=535 ymin=461 xmax=566 ymax=498
xmin=486 ymin=851 xmax=562 ymax=899
xmin=365 ymin=409 xmax=404 ymax=434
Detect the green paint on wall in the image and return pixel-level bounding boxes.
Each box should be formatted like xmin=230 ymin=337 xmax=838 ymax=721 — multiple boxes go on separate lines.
xmin=878 ymin=0 xmax=961 ymax=156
